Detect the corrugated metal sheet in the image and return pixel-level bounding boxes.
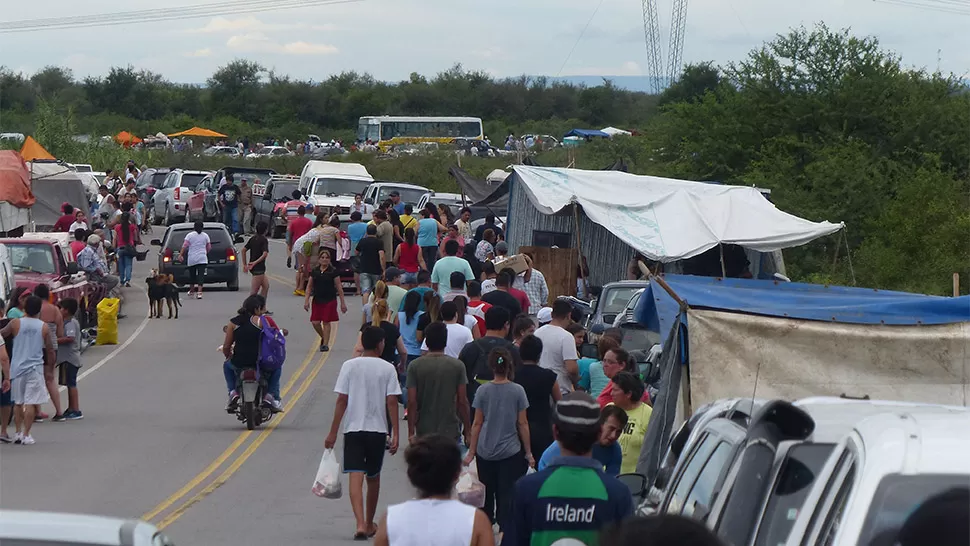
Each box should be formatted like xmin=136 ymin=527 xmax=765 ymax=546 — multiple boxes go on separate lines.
xmin=506 ymin=178 xmax=631 ymax=289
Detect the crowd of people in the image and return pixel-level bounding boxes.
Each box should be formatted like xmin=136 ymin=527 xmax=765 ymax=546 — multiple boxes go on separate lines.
xmin=273 ymin=194 xmax=660 ymax=544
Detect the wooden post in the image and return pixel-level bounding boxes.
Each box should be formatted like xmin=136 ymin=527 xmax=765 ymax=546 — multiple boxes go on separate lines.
xmin=718 ymin=243 xmax=727 ymax=278
xmin=573 ymin=203 xmax=589 ymax=298
xmin=954 ymin=273 xmax=960 ymax=297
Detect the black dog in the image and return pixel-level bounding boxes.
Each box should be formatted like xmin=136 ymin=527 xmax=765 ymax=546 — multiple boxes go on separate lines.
xmin=147 ymin=272 xmax=181 ymax=319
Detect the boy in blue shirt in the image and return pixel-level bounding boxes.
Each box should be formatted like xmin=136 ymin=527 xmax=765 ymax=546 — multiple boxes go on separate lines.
xmin=56 ymin=298 xmax=83 ymax=420
xmin=538 ymin=404 xmax=627 ymax=476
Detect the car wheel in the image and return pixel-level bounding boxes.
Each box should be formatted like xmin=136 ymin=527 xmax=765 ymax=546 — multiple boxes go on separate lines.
xmin=164 ymin=205 xmax=172 ymax=226
xmin=152 ymin=203 xmax=162 ymax=225
xmin=227 ymin=275 xmax=239 ymax=291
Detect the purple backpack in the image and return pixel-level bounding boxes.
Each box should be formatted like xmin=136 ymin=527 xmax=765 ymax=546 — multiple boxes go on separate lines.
xmin=258 ymin=316 xmax=286 ymax=369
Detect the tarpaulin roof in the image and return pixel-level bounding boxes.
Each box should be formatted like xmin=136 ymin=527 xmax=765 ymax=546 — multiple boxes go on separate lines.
xmin=114 ymin=131 xmax=143 ymax=146
xmin=0 ymin=151 xmax=36 ymax=208
xmin=168 ymin=127 xmax=227 ymax=138
xmin=636 ymin=274 xmax=970 ymax=337
xmin=564 ymin=128 xmax=610 ymax=139
xmin=19 ymin=136 xmax=54 ymax=162
xmin=448 ymin=166 xmax=510 ymax=207
xmin=601 ymin=126 xmax=632 ymax=136
xmin=27 ymin=162 xmax=90 ymax=228
xmin=511 ymin=165 xmax=844 ymax=263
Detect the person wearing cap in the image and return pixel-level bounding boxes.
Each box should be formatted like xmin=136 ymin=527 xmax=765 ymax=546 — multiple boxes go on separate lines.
xmin=537 ymin=404 xmax=626 ymax=476
xmin=388 ymin=190 xmax=406 ymax=215
xmin=535 ymin=300 xmax=579 ymax=396
xmin=494 ymin=240 xmax=509 ymax=259
xmin=513 ymin=253 xmax=549 ymax=316
xmin=504 ymin=393 xmax=633 ymax=546
xmin=536 ymin=307 xmax=553 ymax=327
xmin=75 ymin=234 xmax=120 ymax=294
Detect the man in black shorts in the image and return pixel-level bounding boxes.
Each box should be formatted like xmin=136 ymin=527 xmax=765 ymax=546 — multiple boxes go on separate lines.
xmin=325 ymin=326 xmax=402 ymax=539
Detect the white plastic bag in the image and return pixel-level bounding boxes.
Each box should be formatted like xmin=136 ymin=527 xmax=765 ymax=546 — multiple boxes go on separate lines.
xmin=455 ymin=461 xmax=485 ymax=508
xmin=526 ymin=465 xmax=536 ymax=475
xmin=311 ymin=449 xmax=342 ymax=499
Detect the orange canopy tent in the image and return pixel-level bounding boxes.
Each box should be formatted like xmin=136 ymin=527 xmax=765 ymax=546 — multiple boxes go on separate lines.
xmin=115 ymin=131 xmax=143 ymax=147
xmin=0 ymin=150 xmax=36 ymax=208
xmin=19 ymin=136 xmax=55 ymax=162
xmin=167 ymin=127 xmax=227 ymax=138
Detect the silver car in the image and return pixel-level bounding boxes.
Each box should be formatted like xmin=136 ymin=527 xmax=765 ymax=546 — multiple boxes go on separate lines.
xmin=152 ymin=169 xmax=213 ymax=226
xmin=0 ymin=510 xmax=175 ymax=545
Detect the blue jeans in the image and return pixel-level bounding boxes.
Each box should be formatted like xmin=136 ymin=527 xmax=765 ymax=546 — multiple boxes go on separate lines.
xmin=223 ymin=205 xmax=238 ymax=234
xmin=223 ymin=361 xmax=281 ymax=400
xmin=118 ymin=249 xmax=134 ymax=284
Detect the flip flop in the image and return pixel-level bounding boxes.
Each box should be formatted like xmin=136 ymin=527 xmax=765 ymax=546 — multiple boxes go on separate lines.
xmin=367 ymin=527 xmax=379 ymax=538
xmin=352 ymin=532 xmax=368 ymax=541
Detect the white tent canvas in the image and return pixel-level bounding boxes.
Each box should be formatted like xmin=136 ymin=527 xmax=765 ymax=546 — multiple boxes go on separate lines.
xmin=511 ymin=165 xmax=843 ymax=262
xmin=601 ymin=126 xmax=632 ymax=136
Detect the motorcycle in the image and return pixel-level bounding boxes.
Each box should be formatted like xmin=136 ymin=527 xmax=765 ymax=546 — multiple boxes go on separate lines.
xmin=230 ymin=368 xmax=276 ymax=430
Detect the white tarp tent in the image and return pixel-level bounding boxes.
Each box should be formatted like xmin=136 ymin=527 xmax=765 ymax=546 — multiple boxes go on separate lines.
xmin=511 ymin=165 xmax=844 ymax=262
xmin=601 ymin=126 xmax=632 ymax=136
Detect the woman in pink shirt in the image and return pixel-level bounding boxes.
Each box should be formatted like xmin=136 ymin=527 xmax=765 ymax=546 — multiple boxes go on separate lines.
xmin=113 ymin=212 xmax=139 ymax=287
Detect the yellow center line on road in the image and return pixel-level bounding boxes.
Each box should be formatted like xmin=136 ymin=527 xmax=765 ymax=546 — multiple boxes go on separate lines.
xmin=140 ymin=331 xmax=321 ymax=523
xmin=155 ymin=338 xmax=335 ymax=530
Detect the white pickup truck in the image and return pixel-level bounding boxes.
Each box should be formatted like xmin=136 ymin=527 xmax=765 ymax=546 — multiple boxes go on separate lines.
xmin=298 ymin=161 xmax=374 ymax=215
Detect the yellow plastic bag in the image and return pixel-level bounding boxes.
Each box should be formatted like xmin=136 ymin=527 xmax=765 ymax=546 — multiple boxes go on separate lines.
xmin=96 ymin=298 xmax=120 ymax=345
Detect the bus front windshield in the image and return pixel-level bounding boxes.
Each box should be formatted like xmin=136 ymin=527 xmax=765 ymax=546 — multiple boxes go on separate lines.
xmin=314 ymin=178 xmax=369 ymax=197
xmin=357 ymin=121 xmax=380 ymax=143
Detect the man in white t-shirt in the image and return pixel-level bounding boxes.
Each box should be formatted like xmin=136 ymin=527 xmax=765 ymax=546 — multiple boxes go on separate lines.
xmin=421 ymin=301 xmax=474 ymax=358
xmin=180 ymin=223 xmax=211 ymax=299
xmin=534 ymin=300 xmax=579 ymax=395
xmin=325 ymin=326 xmax=402 ymax=539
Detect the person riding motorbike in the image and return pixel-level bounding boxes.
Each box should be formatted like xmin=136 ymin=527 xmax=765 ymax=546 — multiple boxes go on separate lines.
xmin=222 ymin=294 xmax=288 ymax=412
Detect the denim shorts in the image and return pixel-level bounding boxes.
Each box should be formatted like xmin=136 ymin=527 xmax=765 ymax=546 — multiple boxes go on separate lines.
xmin=401 ymin=271 xmax=417 ymax=285
xmin=359 ymin=272 xmax=380 ymax=294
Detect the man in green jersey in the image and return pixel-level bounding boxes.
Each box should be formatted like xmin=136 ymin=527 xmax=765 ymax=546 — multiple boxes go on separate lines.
xmin=504 ymin=392 xmax=633 ymax=546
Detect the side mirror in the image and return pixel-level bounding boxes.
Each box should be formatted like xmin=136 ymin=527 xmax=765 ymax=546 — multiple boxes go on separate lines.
xmin=617 ymin=473 xmax=648 ymax=498
xmin=364 ymin=198 xmax=374 ymax=205
xmin=150 ymin=239 xmax=162 ymax=246
xmin=66 ymin=262 xmax=79 ymax=275
xmin=579 ymin=342 xmax=599 ymax=360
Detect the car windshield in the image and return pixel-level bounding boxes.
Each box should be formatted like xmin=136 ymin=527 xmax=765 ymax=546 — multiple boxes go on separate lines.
xmin=858 ymin=474 xmax=968 ymax=546
xmin=272 ymin=182 xmax=300 ymax=200
xmin=151 ymin=172 xmax=169 ymax=188
xmin=229 ymin=171 xmax=275 ymax=187
xmin=179 ymin=173 xmax=207 ymax=190
xmin=602 ymin=286 xmax=643 ymax=314
xmin=755 ymin=443 xmax=835 ymax=546
xmin=257 ymin=148 xmax=274 ymax=155
xmin=165 ymin=228 xmax=231 ymax=250
xmin=8 ymin=243 xmax=56 ymax=274
xmin=378 ymin=187 xmax=427 ymax=205
xmin=620 ymin=326 xmax=660 ymax=352
xmin=313 ymin=177 xmax=369 ymax=197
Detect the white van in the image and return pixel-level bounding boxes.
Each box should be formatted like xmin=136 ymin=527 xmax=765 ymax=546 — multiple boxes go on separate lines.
xmin=298 ymin=161 xmax=374 ymax=215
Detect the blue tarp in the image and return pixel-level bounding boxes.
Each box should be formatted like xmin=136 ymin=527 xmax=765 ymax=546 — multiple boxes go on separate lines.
xmin=636 ymin=274 xmax=970 ymax=338
xmin=564 ymin=128 xmax=610 ymax=139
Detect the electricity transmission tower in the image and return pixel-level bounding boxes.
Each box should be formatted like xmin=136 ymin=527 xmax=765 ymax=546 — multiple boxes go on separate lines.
xmin=641 ymin=0 xmax=688 ymax=94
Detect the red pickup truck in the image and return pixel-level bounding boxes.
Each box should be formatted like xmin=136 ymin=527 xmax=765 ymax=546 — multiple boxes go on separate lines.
xmin=0 ymin=234 xmax=105 ymax=328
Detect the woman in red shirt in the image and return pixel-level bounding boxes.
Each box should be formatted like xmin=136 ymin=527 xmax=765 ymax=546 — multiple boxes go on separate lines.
xmin=113 ymin=212 xmax=139 ymax=287
xmin=596 ymin=347 xmax=651 ymax=408
xmin=393 ymin=227 xmax=425 ymax=287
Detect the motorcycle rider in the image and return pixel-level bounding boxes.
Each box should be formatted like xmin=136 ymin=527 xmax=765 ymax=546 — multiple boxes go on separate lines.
xmin=222 ymin=295 xmax=288 ymax=412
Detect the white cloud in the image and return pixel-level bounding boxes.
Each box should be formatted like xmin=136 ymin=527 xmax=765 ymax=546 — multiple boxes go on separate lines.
xmin=184 ymin=48 xmax=213 ymax=58
xmin=226 ymin=33 xmax=338 ymax=56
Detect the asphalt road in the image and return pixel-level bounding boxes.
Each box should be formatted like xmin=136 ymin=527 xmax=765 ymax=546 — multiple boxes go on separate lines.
xmin=0 ymin=228 xmax=415 ymax=544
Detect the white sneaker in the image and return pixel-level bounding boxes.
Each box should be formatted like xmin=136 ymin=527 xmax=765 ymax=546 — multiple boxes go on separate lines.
xmin=20 ymin=435 xmax=35 ymax=445
xmin=12 ymin=433 xmax=23 ymax=445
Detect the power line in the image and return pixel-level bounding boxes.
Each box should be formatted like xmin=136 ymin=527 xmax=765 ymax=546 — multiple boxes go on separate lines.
xmin=873 ymin=0 xmax=970 ymax=15
xmin=0 ymin=0 xmax=362 ymax=33
xmin=556 ymin=0 xmax=607 ymax=77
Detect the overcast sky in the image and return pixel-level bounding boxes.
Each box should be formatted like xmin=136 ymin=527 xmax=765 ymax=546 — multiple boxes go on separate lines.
xmin=2 ymin=0 xmax=967 ymax=83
